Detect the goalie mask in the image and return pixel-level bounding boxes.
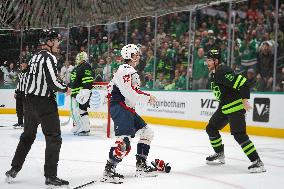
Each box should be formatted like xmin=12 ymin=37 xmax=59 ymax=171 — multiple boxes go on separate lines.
xmin=121 ymin=44 xmax=140 ymax=60
xmin=75 ymin=52 xmax=88 ymax=65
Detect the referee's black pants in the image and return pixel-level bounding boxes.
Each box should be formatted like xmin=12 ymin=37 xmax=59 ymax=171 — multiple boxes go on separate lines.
xmin=15 ymin=92 xmax=25 ymax=125
xmin=11 ymin=95 xmax=62 ymax=177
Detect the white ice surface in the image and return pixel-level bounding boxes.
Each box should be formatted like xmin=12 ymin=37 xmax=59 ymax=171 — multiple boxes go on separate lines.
xmin=0 ymin=114 xmax=284 ymax=189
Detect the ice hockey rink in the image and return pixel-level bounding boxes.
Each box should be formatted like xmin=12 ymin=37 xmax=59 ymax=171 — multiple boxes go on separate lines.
xmin=0 ymin=114 xmax=284 ymax=189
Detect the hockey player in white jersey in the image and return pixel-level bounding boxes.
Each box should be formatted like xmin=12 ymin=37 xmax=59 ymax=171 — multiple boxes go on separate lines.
xmin=101 ymin=44 xmax=157 ymax=184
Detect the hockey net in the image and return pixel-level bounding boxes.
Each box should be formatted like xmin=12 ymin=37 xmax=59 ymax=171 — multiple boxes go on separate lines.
xmin=89 ymin=82 xmax=113 ymax=138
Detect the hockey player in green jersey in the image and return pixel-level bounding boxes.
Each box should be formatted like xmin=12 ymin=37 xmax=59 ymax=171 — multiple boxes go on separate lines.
xmin=70 ymin=52 xmax=94 ymax=136
xmin=205 ymin=49 xmax=265 ymax=173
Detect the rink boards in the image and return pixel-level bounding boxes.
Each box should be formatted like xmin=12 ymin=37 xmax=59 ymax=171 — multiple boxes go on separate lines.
xmin=0 ymin=89 xmax=283 ymax=138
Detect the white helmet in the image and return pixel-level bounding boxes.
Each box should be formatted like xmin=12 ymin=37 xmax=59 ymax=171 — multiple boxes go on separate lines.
xmin=121 ymin=44 xmax=140 ymax=60
xmin=75 ymin=52 xmax=88 ymax=65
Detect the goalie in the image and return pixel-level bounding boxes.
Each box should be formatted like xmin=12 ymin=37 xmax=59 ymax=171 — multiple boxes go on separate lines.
xmin=70 ymin=52 xmax=94 ymax=136
xmin=101 ymin=44 xmax=157 ymax=184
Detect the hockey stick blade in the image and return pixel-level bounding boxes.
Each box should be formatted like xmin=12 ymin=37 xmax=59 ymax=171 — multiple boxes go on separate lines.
xmin=73 ymin=180 xmax=96 ymax=189
xmin=0 ymin=125 xmax=13 ymax=127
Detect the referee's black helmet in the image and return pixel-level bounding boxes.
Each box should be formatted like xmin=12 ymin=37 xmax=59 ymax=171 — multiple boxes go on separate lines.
xmin=39 ymin=29 xmax=59 ymax=45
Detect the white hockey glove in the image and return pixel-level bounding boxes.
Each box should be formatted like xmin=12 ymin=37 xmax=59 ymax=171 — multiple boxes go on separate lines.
xmin=76 ymin=89 xmax=91 ymax=104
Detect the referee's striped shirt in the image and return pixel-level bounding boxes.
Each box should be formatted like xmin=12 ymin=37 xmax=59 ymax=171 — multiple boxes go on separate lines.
xmin=25 ymin=50 xmax=67 ymax=97
xmin=15 ymin=71 xmax=28 ymax=94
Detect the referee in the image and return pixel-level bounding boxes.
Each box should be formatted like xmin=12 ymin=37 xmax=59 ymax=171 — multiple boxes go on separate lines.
xmin=5 ymin=29 xmax=71 ymax=187
xmin=13 ymin=61 xmax=28 ymax=129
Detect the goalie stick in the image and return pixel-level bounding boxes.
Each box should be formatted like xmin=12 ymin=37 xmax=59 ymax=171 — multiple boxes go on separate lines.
xmin=60 ymin=96 xmax=72 ymax=126
xmin=60 ymin=116 xmax=71 ymax=126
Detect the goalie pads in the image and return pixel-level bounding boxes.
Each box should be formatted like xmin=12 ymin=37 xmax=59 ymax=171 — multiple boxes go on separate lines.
xmin=71 ymin=97 xmax=90 ymax=134
xmin=76 ymin=89 xmax=91 ymax=104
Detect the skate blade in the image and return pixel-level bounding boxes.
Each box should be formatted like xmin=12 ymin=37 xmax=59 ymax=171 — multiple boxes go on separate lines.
xmin=46 ymin=184 xmax=70 ymax=189
xmin=13 ymin=127 xmax=23 ymax=129
xmin=5 ymin=176 xmax=13 ymax=184
xmin=206 ymin=159 xmax=225 ymax=165
xmin=77 ymin=133 xmax=90 ymax=136
xmin=135 ymin=171 xmax=158 ymax=178
xmin=100 ymin=177 xmax=123 ymax=184
xmin=249 ymin=166 xmax=266 ymax=173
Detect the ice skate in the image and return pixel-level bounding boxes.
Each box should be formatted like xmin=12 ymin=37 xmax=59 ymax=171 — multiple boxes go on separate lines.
xmin=45 ymin=176 xmax=69 ymax=189
xmin=13 ymin=123 xmax=23 ymax=129
xmin=248 ymin=159 xmax=266 ymax=173
xmin=101 ymin=161 xmax=124 ymax=184
xmin=135 ymin=155 xmax=157 ymax=177
xmin=77 ymin=130 xmax=90 ymax=136
xmin=206 ymin=151 xmax=225 ymax=165
xmin=5 ymin=168 xmax=19 ymax=183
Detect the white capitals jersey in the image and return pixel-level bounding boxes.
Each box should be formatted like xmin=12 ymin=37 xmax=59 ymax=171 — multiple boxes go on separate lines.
xmin=107 ymin=64 xmax=150 ymax=109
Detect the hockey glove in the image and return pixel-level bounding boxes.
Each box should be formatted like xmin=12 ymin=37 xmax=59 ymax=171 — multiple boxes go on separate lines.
xmin=151 ymin=159 xmax=171 ymax=173
xmin=76 ymin=89 xmax=91 ymax=104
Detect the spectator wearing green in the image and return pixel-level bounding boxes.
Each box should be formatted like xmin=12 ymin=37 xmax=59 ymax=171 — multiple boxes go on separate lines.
xmin=111 ymin=50 xmax=123 ymax=70
xmin=239 ymin=35 xmax=258 ymax=68
xmin=89 ymin=39 xmax=100 ymax=58
xmin=232 ymin=39 xmax=242 ymax=70
xmin=170 ymin=16 xmax=187 ymax=38
xmin=93 ymin=58 xmax=105 ymax=81
xmin=220 ymin=41 xmax=228 ymax=64
xmin=100 ymin=36 xmax=108 ymax=55
xmin=192 ymin=47 xmax=208 ymax=90
xmin=0 ymin=62 xmax=17 ymax=89
xmin=165 ymin=42 xmax=177 ymax=79
xmin=176 ymin=70 xmax=187 ymax=90
xmin=154 ymin=73 xmax=168 ymax=89
xmin=144 ymin=50 xmax=155 ymax=73
xmin=145 ymin=73 xmax=153 ymax=89
xmin=164 ymin=70 xmax=180 ymax=90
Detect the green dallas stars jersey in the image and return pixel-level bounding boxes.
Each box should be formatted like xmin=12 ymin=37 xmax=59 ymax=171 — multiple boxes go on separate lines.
xmin=70 ymin=63 xmax=94 ymax=98
xmin=210 ymin=64 xmax=250 ymax=114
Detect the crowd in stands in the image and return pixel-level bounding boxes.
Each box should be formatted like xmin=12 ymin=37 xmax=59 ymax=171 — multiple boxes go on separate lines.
xmin=1 ymin=0 xmax=284 ymax=92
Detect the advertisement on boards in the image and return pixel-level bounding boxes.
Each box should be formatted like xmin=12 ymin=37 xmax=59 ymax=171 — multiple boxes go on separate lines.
xmin=0 ymin=89 xmax=284 ymax=129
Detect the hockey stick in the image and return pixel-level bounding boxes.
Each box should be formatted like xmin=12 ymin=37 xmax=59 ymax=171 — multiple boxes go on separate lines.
xmin=60 ymin=116 xmax=71 ymax=126
xmin=73 ymin=180 xmax=96 ymax=189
